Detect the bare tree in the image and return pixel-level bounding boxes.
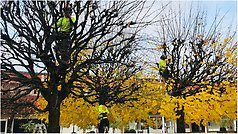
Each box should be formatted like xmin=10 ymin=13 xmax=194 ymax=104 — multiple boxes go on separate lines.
xmin=1 ymin=1 xmax=167 ymax=132
xmin=153 ymin=3 xmax=237 ymax=133
xmin=76 ymin=51 xmax=141 ymax=106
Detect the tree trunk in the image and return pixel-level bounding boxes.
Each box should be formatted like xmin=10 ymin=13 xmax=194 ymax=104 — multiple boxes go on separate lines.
xmin=113 ymin=128 xmax=115 ymax=133
xmin=47 ymin=91 xmax=61 ymax=133
xmin=192 ymin=122 xmax=205 ymax=132
xmin=192 ymin=123 xmax=200 ymax=132
xmin=7 ymin=118 xmax=14 ymax=133
xmin=176 ymin=108 xmax=185 ymax=133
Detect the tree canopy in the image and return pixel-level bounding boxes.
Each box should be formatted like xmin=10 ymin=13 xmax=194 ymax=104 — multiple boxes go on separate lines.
xmin=1 ymin=1 xmax=167 ymax=132
xmin=35 ymin=73 xmax=166 ymax=130
xmin=149 ymin=3 xmax=237 ymax=132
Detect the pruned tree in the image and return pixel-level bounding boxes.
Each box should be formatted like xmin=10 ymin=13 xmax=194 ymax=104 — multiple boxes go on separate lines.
xmin=35 ymin=75 xmax=166 ymax=131
xmin=76 ymin=46 xmax=141 ymax=105
xmin=151 ymin=3 xmax=237 ymax=133
xmin=1 ymin=1 xmax=167 ymax=132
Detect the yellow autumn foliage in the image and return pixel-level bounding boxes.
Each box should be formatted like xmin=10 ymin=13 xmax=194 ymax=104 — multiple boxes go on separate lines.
xmin=158 ymin=80 xmax=237 ymax=126
xmin=35 ymin=61 xmax=237 ymax=129
xmin=36 ymin=95 xmax=99 ymax=129
xmin=35 ymin=75 xmax=168 ymax=129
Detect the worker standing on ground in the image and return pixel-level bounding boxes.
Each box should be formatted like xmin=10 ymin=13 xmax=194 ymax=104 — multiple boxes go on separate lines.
xmin=98 ymin=104 xmax=110 ymax=133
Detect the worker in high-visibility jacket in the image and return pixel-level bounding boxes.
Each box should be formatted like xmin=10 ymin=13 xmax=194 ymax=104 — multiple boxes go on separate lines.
xmin=51 ymin=7 xmax=76 ymax=33
xmin=157 ymin=55 xmax=170 ymax=80
xmin=98 ymin=104 xmax=109 ymax=133
xmin=42 ymin=5 xmax=76 ymax=60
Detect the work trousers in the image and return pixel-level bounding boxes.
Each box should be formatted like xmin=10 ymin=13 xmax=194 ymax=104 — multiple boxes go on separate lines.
xmin=99 ymin=118 xmax=109 ymax=133
xmin=160 ymin=68 xmax=170 ymax=80
xmin=44 ymin=32 xmax=71 ymax=63
xmin=44 ymin=32 xmax=70 ymax=55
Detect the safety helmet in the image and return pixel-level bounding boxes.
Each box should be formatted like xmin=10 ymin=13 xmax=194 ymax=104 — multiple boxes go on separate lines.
xmin=63 ymin=6 xmax=72 ymax=14
xmin=160 ymin=55 xmax=167 ymax=60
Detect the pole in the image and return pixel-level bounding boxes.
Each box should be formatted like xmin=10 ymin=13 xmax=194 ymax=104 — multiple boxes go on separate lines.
xmin=162 ymin=116 xmax=166 ymax=134
xmin=155 ymin=117 xmax=158 ymax=129
xmin=160 ymin=78 xmax=166 ymax=134
xmin=205 ymin=125 xmax=208 ymax=133
xmin=174 ymin=121 xmax=177 ymax=133
xmin=234 ymin=120 xmax=237 ymax=132
xmin=169 ymin=121 xmax=172 ymax=133
xmin=72 ymin=124 xmax=76 ymax=134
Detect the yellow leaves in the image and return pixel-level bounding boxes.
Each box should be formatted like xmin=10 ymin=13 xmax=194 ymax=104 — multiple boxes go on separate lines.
xmin=225 ymin=48 xmax=232 ymax=57
xmin=200 ymin=81 xmax=205 ymax=85
xmin=222 ymin=81 xmax=230 ymax=85
xmin=166 ymin=84 xmax=173 ymax=91
xmin=71 ymin=49 xmax=93 ymax=66
xmin=224 ymin=47 xmax=237 ymax=65
xmin=59 ymin=96 xmax=99 ymax=128
xmin=151 ymin=100 xmax=158 ymax=107
xmin=151 ymin=66 xmax=159 ymax=71
xmin=204 ymin=40 xmax=209 ymax=45
xmin=108 ymin=101 xmax=152 ymax=130
xmin=184 ymin=93 xmax=217 ymax=124
xmin=212 ymin=43 xmax=216 ymax=49
xmin=158 ymin=80 xmax=237 ymax=125
xmin=226 ymin=73 xmax=231 ymax=77
xmin=158 ymin=95 xmax=181 ymax=121
xmin=35 ymin=95 xmax=98 ymax=128
xmin=168 ymin=78 xmax=175 ymax=83
xmin=223 ymin=38 xmax=229 ymax=44
xmin=35 ymin=66 xmax=236 ymax=130
xmin=157 ymin=45 xmax=164 ymax=51
xmin=220 ymin=83 xmax=237 ymax=120
xmin=182 ymin=62 xmax=187 ymax=67
xmin=223 ymin=37 xmax=233 ymax=45
xmin=123 ymin=76 xmax=136 ymax=87
xmin=36 ymin=96 xmax=48 ymax=110
xmin=43 ymin=82 xmax=48 ymax=88
xmin=73 ymin=81 xmax=80 ymax=86
xmin=206 ymin=85 xmax=212 ymax=89
xmin=57 ymin=85 xmax=62 ymax=91
xmin=65 ymin=71 xmax=73 ymax=83
xmin=86 ymin=78 xmax=94 ymax=84
xmin=35 ymin=82 xmax=165 ymax=130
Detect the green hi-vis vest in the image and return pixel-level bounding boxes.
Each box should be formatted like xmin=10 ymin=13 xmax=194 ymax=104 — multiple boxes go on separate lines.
xmin=52 ymin=16 xmax=76 ymax=33
xmin=158 ymin=59 xmax=166 ymax=72
xmin=98 ymin=105 xmax=109 ymax=119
